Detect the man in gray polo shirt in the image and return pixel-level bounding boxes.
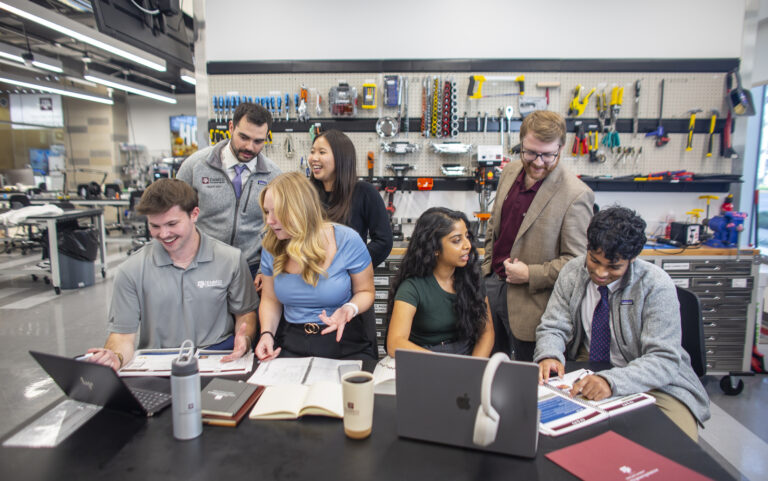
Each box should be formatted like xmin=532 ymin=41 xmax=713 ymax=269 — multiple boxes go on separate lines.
xmin=85 ymin=179 xmax=259 ymax=371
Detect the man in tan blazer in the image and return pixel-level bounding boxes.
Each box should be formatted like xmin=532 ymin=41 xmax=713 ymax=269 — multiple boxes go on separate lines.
xmin=481 ymin=111 xmax=594 ymax=361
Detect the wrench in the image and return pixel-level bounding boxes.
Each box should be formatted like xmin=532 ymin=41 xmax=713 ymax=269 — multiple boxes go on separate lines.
xmin=505 ymin=106 xmax=514 ymax=150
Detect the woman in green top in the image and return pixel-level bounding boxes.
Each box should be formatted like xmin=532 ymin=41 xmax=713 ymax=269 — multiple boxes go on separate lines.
xmin=386 ymin=207 xmax=494 ymax=357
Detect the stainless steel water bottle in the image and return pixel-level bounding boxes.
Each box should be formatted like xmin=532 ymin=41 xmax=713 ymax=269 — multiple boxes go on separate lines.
xmin=171 ymin=339 xmax=202 ymax=440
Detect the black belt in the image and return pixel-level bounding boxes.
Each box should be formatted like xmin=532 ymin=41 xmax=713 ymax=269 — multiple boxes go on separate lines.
xmin=286 ymin=322 xmax=325 ymax=335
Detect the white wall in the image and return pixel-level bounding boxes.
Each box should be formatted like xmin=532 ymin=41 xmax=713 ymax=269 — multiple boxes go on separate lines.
xmin=206 ymin=0 xmax=745 ymax=61
xmin=125 ymin=94 xmax=196 ymax=160
xmin=202 ymin=0 xmax=750 ymax=239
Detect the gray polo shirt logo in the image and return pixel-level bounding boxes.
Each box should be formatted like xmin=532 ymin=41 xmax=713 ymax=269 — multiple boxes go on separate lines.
xmin=197 ymin=280 xmax=224 ymax=288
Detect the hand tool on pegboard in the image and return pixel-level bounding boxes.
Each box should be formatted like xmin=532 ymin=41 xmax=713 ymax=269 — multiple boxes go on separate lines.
xmin=568 ymin=84 xmax=595 ymax=117
xmin=685 ymin=109 xmax=702 ymax=152
xmin=402 ymin=77 xmax=410 ymax=134
xmin=441 ymin=80 xmax=452 ymax=138
xmin=721 ymin=75 xmax=739 ymax=159
xmin=421 ymin=78 xmax=428 ymax=137
xmin=595 ymin=88 xmax=607 ymax=133
xmin=571 ymin=121 xmax=588 ymax=157
xmin=505 ymin=106 xmax=514 ymax=153
xmin=645 ymin=79 xmax=669 ymax=147
xmin=383 ymin=75 xmax=401 ymax=108
xmin=431 ymin=77 xmax=440 ymax=137
xmin=632 ymin=80 xmax=641 ymax=139
xmin=285 ymin=93 xmax=291 ymax=122
xmin=536 ymin=81 xmax=560 ymax=105
xmin=362 ymin=83 xmax=377 ymax=110
xmin=450 ymin=80 xmax=459 ymax=138
xmin=601 ymin=85 xmax=623 ymax=151
xmin=705 ymin=110 xmax=719 ymax=157
xmin=367 ymin=151 xmax=375 ymax=182
xmin=587 ymin=124 xmax=605 ymax=163
xmin=384 ymin=185 xmax=397 ymax=222
xmin=498 ymin=108 xmax=504 ymax=146
xmin=467 ymin=75 xmax=525 ymax=99
xmin=726 ymin=70 xmax=756 ymax=116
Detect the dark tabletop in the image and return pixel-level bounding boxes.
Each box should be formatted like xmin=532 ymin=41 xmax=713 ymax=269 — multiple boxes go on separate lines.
xmin=0 ymin=361 xmax=733 ymax=481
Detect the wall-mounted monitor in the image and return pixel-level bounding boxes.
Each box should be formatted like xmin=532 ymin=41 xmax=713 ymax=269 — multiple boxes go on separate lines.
xmin=91 ymin=0 xmax=194 ymax=70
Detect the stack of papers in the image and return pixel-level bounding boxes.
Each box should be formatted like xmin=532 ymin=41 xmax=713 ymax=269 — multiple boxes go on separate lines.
xmin=119 ymin=348 xmax=254 ymax=377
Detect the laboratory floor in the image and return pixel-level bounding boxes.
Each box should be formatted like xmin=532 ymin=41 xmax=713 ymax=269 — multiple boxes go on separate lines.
xmin=0 ymin=240 xmax=767 ymax=480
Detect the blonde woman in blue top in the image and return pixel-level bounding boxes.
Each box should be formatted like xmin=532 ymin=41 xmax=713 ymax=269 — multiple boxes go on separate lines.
xmin=255 ymin=172 xmax=377 ymax=360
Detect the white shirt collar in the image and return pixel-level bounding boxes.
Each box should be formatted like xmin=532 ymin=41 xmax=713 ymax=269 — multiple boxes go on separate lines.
xmin=589 ymin=277 xmax=621 ymax=294
xmin=221 ymin=140 xmax=257 ymax=173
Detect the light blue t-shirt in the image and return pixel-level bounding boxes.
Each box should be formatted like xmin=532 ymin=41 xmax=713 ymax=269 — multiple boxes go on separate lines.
xmin=261 ymin=224 xmax=371 ymax=324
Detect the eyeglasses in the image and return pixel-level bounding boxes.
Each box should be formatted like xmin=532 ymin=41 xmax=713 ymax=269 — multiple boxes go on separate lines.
xmin=520 ymin=146 xmax=561 ymax=164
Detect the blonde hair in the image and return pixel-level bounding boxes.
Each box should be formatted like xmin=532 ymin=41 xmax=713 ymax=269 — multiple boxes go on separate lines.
xmin=260 ymin=172 xmax=328 ymax=286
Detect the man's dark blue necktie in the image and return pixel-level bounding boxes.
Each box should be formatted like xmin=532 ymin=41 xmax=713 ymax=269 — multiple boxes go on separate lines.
xmin=233 ymin=164 xmax=247 ymax=198
xmin=589 ymin=285 xmax=611 ymax=362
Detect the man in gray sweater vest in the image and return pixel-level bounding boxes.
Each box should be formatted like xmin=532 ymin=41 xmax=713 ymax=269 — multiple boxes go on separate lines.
xmin=535 ymin=206 xmax=710 ymax=441
xmin=177 ymin=103 xmax=281 ymax=278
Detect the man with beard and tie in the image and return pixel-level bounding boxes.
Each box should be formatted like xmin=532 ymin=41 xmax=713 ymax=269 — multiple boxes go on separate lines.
xmin=178 ymin=102 xmax=281 ymax=280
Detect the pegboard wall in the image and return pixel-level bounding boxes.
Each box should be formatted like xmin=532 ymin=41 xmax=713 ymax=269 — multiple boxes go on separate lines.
xmin=207 ymin=62 xmax=737 ymax=180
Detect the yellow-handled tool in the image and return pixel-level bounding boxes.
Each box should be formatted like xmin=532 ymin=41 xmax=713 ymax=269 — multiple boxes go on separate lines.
xmin=706 ymin=110 xmax=719 ymax=157
xmin=568 ymin=84 xmax=595 ymax=117
xmin=467 ymin=75 xmax=525 ymax=99
xmin=686 ymin=109 xmax=702 ymax=152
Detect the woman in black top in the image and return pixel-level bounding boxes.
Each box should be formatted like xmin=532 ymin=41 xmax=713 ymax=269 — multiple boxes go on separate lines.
xmin=309 ymin=130 xmax=393 ymax=267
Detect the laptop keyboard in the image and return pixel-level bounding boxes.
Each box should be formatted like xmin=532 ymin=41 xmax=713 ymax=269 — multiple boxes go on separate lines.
xmin=130 ymin=387 xmax=172 ymax=413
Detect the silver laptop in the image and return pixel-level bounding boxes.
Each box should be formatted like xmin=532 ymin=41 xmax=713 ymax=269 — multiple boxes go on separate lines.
xmin=396 ymin=349 xmax=539 ymax=458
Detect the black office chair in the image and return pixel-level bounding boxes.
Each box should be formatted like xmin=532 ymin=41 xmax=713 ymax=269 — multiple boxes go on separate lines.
xmin=676 ymin=286 xmax=707 ymax=377
xmin=9 ymin=193 xmax=30 ymax=209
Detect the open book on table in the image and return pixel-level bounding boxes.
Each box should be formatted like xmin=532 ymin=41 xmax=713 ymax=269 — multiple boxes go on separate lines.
xmin=246 ymin=357 xmax=362 ymax=420
xmin=538 ymin=368 xmax=656 ymax=437
xmin=118 ymin=348 xmax=254 ymax=377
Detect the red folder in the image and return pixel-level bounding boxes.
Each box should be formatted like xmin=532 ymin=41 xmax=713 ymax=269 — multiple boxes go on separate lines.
xmin=545 ymin=431 xmax=713 ymax=481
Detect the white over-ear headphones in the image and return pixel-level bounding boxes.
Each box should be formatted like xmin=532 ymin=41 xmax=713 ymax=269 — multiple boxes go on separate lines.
xmin=473 ymin=352 xmax=509 ymax=446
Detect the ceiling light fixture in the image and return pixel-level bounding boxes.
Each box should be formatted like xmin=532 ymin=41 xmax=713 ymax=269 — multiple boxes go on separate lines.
xmin=0 ymin=41 xmax=63 ymax=73
xmin=0 ymin=0 xmax=166 ymax=72
xmin=0 ymin=71 xmax=113 ymax=105
xmin=84 ymin=71 xmax=177 ymax=104
xmin=179 ymin=68 xmax=196 ymax=86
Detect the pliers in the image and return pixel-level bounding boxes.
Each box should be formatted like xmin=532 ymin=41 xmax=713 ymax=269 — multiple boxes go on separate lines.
xmin=571 ymin=122 xmax=588 ymax=156
xmin=602 ymin=86 xmax=623 ymax=150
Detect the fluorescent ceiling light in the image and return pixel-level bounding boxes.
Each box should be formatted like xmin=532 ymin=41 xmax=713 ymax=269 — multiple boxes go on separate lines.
xmin=0 ymin=41 xmax=63 ymax=73
xmin=0 ymin=72 xmax=113 ymax=105
xmin=0 ymin=0 xmax=166 ymax=72
xmin=180 ymin=68 xmax=196 ymax=85
xmin=85 ymin=71 xmax=176 ymax=104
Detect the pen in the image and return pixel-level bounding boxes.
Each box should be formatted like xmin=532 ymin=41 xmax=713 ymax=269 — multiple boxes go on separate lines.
xmin=75 ymin=353 xmax=94 ymax=361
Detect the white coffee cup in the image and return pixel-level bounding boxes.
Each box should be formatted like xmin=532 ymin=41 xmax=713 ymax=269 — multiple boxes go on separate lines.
xmin=341 ymin=371 xmax=374 ymax=439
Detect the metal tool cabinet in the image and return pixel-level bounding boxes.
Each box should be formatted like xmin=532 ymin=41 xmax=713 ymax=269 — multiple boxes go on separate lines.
xmin=653 ymin=251 xmax=757 ymax=395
